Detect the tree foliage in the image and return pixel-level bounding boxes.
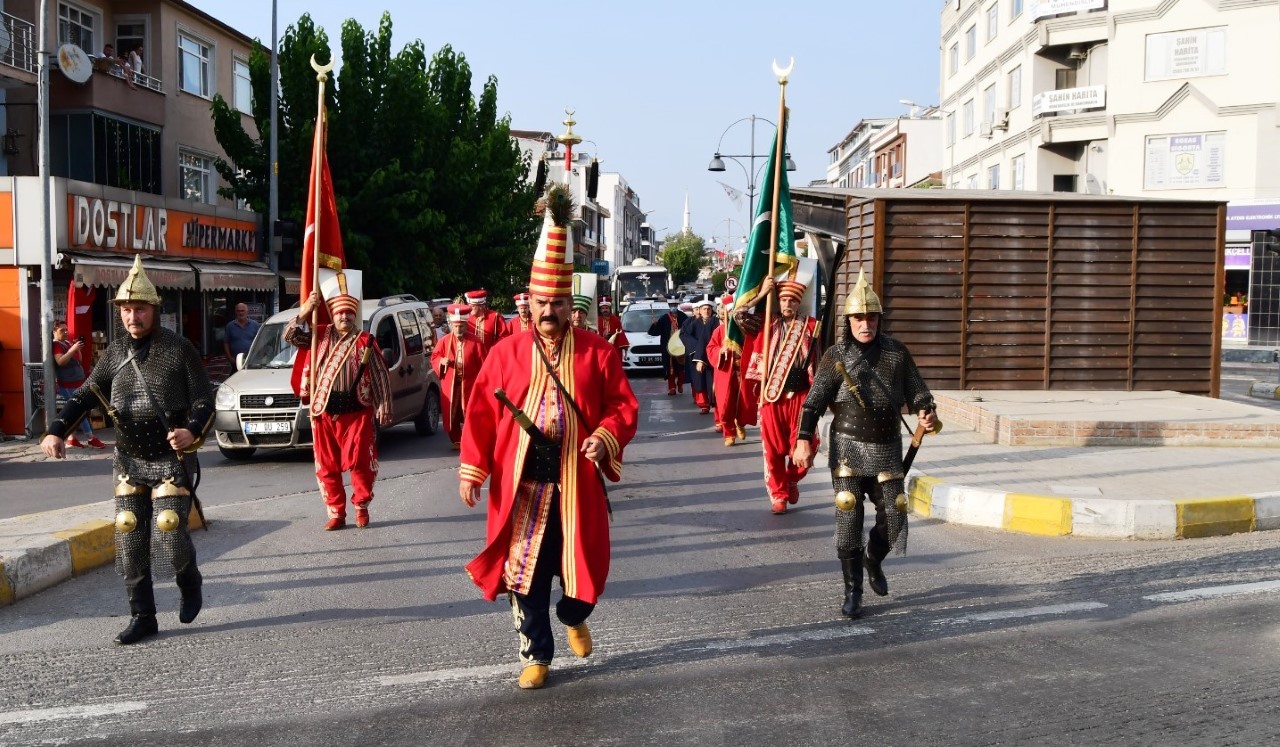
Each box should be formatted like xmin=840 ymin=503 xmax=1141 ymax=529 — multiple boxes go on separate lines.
xmin=659 ymin=232 xmax=707 ymax=287
xmin=211 ymin=13 xmax=539 ymax=300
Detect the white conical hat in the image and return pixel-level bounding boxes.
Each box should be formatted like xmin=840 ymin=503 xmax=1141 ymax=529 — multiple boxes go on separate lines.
xmin=319 ymin=268 xmax=362 ymax=317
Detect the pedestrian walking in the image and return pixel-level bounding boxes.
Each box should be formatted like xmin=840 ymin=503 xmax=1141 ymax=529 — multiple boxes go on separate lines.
xmin=647 ymin=304 xmax=688 ymax=395
xmin=51 ymin=321 xmax=105 ymax=448
xmin=41 ymin=255 xmax=214 ymax=644
xmin=506 ymin=293 xmax=535 ymax=335
xmin=705 ymin=294 xmax=745 ymax=446
xmin=465 ymin=289 xmax=508 ymax=354
xmin=791 ymin=269 xmax=937 ymax=618
xmin=733 ymin=263 xmax=822 ymax=514
xmin=285 ymin=269 xmax=392 ymax=530
xmin=458 ymin=183 xmax=638 ymax=690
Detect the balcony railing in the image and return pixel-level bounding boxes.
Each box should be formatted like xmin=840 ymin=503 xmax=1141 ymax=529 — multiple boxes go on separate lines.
xmin=2 ymin=12 xmax=36 ymax=74
xmin=98 ymin=62 xmax=162 ymax=93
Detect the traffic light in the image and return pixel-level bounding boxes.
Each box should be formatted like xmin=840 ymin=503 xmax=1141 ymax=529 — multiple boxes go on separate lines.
xmin=274 ymin=219 xmax=300 ymax=253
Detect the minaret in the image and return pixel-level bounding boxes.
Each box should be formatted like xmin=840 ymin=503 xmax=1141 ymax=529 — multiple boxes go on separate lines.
xmin=682 ymin=192 xmax=691 ymax=234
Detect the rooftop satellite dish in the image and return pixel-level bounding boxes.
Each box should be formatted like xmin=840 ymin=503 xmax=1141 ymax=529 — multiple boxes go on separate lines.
xmin=57 ymin=44 xmax=92 ymax=84
xmin=1085 ymin=173 xmax=1104 ymax=195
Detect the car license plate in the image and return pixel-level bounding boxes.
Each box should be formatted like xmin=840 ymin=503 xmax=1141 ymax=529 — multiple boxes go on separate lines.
xmin=640 ymin=356 xmax=659 ymax=365
xmin=245 ymin=421 xmax=292 ymax=435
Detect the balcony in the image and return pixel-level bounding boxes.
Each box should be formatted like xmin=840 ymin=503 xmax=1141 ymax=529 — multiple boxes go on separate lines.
xmin=1 ymin=12 xmax=36 ymax=81
xmin=1035 ymin=0 xmax=1108 ymax=49
xmin=51 ymin=64 xmax=165 ymax=126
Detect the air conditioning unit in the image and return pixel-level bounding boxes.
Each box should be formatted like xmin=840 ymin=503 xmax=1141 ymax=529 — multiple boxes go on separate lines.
xmin=979 ymin=121 xmax=994 ymax=138
xmin=992 ymin=108 xmax=1009 ymax=130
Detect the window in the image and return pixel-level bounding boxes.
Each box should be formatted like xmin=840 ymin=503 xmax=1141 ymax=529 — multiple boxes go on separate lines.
xmin=58 ymin=2 xmax=96 ymax=51
xmin=1011 ymin=0 xmax=1024 ymax=19
xmin=1009 ymin=65 xmax=1023 ymax=109
xmin=51 ymin=113 xmax=161 ymax=194
xmin=115 ymin=21 xmax=145 ymax=60
xmin=233 ymin=57 xmax=252 ymax=113
xmin=949 ymin=43 xmax=959 ymax=76
xmin=983 ymin=83 xmax=997 ymax=123
xmin=987 ymin=164 xmax=1000 ymax=189
xmin=965 ymin=25 xmax=977 ymax=60
xmin=946 ymin=112 xmax=956 ymax=146
xmin=1056 ymin=68 xmax=1078 ymax=90
xmin=967 ymin=173 xmax=979 ymax=189
xmin=179 ymin=149 xmax=215 ymax=204
xmin=178 ymin=32 xmax=212 ymax=96
xmin=1012 ymin=154 xmax=1025 ymax=190
xmin=963 ymin=99 xmax=975 ymax=136
xmin=986 ymin=4 xmax=999 ymax=41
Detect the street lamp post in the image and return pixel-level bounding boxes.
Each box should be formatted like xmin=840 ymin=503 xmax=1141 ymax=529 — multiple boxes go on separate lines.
xmin=707 ymin=115 xmax=796 ymax=221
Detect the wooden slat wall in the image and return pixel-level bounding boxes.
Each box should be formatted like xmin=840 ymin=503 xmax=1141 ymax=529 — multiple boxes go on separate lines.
xmin=825 ymin=194 xmax=1221 ymax=394
xmin=1130 ymin=204 xmax=1220 ymax=395
xmin=880 ymin=202 xmax=966 ymax=389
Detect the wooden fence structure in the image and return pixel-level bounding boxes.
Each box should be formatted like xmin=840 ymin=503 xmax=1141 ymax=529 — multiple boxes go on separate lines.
xmin=791 ymin=188 xmax=1225 ymax=396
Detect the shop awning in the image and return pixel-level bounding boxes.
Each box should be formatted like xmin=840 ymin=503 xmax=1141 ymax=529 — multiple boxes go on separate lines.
xmin=280 ymin=270 xmax=301 ymax=296
xmin=61 ymin=252 xmax=197 ymax=290
xmin=190 ymin=261 xmax=278 ymax=292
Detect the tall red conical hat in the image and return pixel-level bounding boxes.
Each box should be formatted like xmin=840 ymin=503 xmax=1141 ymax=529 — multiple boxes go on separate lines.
xmin=529 ymin=183 xmax=575 ymax=298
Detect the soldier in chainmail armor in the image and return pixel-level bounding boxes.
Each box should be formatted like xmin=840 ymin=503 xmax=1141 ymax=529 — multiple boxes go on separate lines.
xmin=793 ymin=268 xmax=936 ymax=619
xmin=41 ymin=255 xmax=214 ymax=645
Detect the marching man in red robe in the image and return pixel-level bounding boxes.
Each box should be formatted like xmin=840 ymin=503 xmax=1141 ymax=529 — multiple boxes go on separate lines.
xmin=459 ymin=183 xmax=639 ymax=691
xmin=287 ymin=269 xmax=393 ymax=530
xmin=465 ymin=289 xmax=508 ymax=354
xmin=705 ymin=293 xmax=746 ymax=447
xmin=432 ymin=303 xmax=485 ymax=450
xmin=734 ymin=260 xmax=821 ymax=515
xmin=596 ymin=298 xmax=629 ymax=352
xmin=506 ymin=292 xmax=534 ymax=335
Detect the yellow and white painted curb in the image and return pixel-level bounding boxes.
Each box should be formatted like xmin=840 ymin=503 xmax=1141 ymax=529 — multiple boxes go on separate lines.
xmin=1249 ymin=381 xmax=1280 ymax=400
xmin=0 ymin=502 xmax=203 ymax=608
xmin=907 ymin=475 xmax=1280 ymax=540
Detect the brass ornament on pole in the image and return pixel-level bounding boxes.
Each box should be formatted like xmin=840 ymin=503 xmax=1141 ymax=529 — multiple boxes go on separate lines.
xmin=758 ymin=58 xmax=794 ymax=406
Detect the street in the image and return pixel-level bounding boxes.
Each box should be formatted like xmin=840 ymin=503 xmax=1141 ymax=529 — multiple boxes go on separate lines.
xmin=0 ymin=374 xmax=1278 ymax=746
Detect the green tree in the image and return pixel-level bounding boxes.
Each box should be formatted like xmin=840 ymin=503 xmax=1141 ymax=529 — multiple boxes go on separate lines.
xmin=210 ymin=13 xmax=539 ymax=300
xmin=710 ymin=270 xmax=727 ymax=294
xmin=659 ymin=232 xmax=707 ymax=287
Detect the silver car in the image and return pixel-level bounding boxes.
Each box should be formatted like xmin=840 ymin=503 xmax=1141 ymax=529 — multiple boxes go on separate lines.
xmin=213 ymin=295 xmax=442 ymax=459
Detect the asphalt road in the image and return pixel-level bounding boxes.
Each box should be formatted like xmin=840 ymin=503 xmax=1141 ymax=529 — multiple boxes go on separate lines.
xmin=0 ymin=374 xmax=1278 ymax=745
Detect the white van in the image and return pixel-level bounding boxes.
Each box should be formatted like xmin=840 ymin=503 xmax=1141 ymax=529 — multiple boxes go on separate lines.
xmin=212 ymin=295 xmax=442 ymax=459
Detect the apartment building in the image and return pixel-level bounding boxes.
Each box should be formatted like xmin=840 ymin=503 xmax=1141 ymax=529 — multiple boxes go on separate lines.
xmin=512 ymin=129 xmax=612 ymax=273
xmin=0 ymin=0 xmax=266 ymax=436
xmin=939 ymin=0 xmax=1280 ymax=347
xmin=826 ymin=113 xmax=944 ymax=191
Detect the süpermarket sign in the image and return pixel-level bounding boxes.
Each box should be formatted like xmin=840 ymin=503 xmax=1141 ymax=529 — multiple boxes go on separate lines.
xmin=67 ymin=194 xmax=259 ymax=260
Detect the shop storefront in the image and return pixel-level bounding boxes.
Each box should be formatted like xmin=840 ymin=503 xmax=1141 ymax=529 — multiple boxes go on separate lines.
xmin=1224 ymin=200 xmax=1280 ymax=347
xmin=0 ymin=177 xmax=267 ymax=436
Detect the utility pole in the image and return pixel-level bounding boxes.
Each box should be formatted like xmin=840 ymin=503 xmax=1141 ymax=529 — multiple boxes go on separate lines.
xmin=268 ymin=0 xmax=280 ymax=314
xmin=37 ymin=0 xmax=55 ymax=427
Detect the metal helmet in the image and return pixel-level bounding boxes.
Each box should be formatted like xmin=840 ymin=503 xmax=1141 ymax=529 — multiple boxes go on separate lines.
xmin=843 ymin=267 xmax=883 ymax=316
xmin=112 ymin=254 xmax=161 ymax=306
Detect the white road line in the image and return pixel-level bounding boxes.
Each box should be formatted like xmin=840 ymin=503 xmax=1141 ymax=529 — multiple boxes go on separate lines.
xmin=700 ymin=625 xmax=875 ymax=650
xmin=933 ymin=601 xmax=1107 ymax=626
xmin=377 ymin=663 xmax=514 ymax=687
xmin=0 ymin=702 xmax=147 ymax=726
xmin=1143 ymin=579 xmax=1280 ymax=603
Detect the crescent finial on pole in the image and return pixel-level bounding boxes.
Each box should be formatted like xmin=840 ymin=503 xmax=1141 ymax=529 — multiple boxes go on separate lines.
xmin=310 ymin=53 xmax=335 ymax=82
xmin=772 ymin=57 xmax=795 ymax=84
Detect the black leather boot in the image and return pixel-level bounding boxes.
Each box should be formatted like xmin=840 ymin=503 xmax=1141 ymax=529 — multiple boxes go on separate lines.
xmin=177 ymin=564 xmax=203 ymax=624
xmin=115 ymin=574 xmax=158 ymax=645
xmin=865 ymin=550 xmax=889 ymax=597
xmin=838 ymin=550 xmax=863 ymax=618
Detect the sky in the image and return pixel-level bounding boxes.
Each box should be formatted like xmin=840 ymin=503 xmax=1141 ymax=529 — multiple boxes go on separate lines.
xmin=190 ymin=0 xmax=942 ymax=254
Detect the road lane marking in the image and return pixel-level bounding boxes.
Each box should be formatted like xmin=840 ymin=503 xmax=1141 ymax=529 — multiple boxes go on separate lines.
xmin=699 ymin=625 xmax=875 ymax=650
xmin=0 ymin=702 xmax=147 ymax=725
xmin=377 ymin=664 xmax=514 ymax=686
xmin=932 ymin=601 xmax=1107 ymax=626
xmin=1143 ymin=579 xmax=1280 ymax=603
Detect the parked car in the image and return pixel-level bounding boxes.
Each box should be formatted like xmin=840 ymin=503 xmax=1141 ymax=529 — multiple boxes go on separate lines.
xmin=617 ymin=298 xmax=673 ymax=373
xmin=212 ymin=295 xmax=442 ymax=459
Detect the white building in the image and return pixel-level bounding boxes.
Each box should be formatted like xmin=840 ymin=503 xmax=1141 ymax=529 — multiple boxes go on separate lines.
xmin=939 ymin=0 xmax=1280 ymax=346
xmin=511 ymin=129 xmax=610 ymax=271
xmin=826 ymin=114 xmax=944 ymax=190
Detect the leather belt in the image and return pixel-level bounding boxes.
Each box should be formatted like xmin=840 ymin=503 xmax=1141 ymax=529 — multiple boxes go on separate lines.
xmin=830 ymin=402 xmax=901 ymax=443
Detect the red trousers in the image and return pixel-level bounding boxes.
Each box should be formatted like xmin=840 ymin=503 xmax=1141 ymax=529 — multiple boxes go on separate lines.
xmin=759 ymin=393 xmax=812 ymax=501
xmin=313 ymin=408 xmax=378 ymax=519
xmin=714 ymin=372 xmax=740 ymax=437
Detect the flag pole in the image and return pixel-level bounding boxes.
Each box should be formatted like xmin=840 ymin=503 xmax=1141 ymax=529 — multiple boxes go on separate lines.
xmin=759 ymin=58 xmax=792 ymax=405
xmin=307 ymin=54 xmax=334 ymax=412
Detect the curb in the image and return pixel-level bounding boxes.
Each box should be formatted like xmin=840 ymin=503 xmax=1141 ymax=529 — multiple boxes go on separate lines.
xmin=0 ymin=505 xmax=204 ymax=608
xmin=1249 ymin=381 xmax=1280 ymax=400
xmin=907 ymin=474 xmax=1280 ymax=540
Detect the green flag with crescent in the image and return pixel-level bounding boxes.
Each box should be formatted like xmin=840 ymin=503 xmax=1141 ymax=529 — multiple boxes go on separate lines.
xmin=726 ymin=110 xmax=795 ymax=350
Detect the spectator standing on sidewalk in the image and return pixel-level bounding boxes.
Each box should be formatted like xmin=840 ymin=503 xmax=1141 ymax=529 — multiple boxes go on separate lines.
xmin=52 ymin=321 xmax=105 ymax=449
xmin=791 ymin=268 xmax=936 ymax=619
xmin=223 ymin=303 xmax=260 ymax=363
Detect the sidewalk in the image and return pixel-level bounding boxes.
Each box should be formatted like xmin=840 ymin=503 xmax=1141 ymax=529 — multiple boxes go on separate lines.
xmin=5 ymin=384 xmax=1280 ymax=608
